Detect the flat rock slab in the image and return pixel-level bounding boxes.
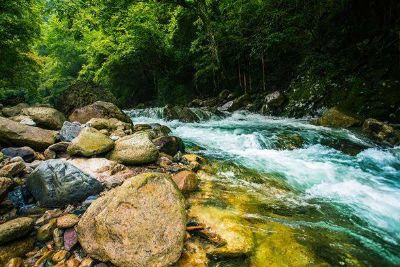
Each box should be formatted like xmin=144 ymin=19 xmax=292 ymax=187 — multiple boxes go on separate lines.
xmin=0 ymin=117 xmax=57 ymax=151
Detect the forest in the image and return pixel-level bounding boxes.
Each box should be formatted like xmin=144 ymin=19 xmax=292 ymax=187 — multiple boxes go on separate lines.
xmin=1 ymin=1 xmax=400 ymax=266
xmin=1 ymin=0 xmax=399 ymax=121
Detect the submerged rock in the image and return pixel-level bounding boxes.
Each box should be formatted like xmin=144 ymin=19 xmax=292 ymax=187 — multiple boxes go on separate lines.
xmin=67 ymin=127 xmax=114 ymax=157
xmin=153 ymin=136 xmax=185 ymax=156
xmin=189 ymin=205 xmax=254 ymax=258
xmin=27 ymin=159 xmax=103 ymax=208
xmin=362 ymin=118 xmax=400 ymax=146
xmin=316 ymin=107 xmax=361 ymax=128
xmin=21 ymin=107 xmax=66 ymax=130
xmin=276 ymin=133 xmax=304 ymax=150
xmin=0 ymin=217 xmax=34 ymax=245
xmin=69 ymin=101 xmax=130 ymax=124
xmin=109 ymin=132 xmax=159 ymax=165
xmin=1 ymin=147 xmax=36 ymax=163
xmin=77 ymin=172 xmax=186 ymax=267
xmin=59 ymin=121 xmax=83 ymax=142
xmin=0 ymin=117 xmax=57 ymax=151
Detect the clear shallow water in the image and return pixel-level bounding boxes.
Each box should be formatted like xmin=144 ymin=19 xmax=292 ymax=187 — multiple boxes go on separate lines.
xmin=127 ymin=108 xmax=400 ymax=266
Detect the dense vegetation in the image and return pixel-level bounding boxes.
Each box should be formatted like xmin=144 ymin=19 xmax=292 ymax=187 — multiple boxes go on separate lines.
xmin=1 ymin=0 xmax=399 ymax=120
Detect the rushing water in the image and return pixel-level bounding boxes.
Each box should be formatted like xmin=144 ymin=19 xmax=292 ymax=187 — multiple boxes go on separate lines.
xmin=126 ymin=108 xmax=400 ymax=266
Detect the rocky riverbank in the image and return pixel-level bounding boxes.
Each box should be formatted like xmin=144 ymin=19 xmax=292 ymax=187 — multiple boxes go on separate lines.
xmin=0 ymin=101 xmax=235 ymax=267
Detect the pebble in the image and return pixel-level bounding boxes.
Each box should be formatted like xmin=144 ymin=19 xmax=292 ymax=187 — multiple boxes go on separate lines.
xmin=64 ymin=228 xmax=78 ymax=251
xmin=57 ymin=214 xmax=79 ymax=229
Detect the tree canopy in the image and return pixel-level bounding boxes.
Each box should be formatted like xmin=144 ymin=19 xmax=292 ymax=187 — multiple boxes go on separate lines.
xmin=1 ymin=0 xmax=399 ymax=118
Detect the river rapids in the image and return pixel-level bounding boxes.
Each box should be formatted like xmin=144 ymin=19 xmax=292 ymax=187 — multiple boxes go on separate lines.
xmin=126 ymin=108 xmax=400 ymax=266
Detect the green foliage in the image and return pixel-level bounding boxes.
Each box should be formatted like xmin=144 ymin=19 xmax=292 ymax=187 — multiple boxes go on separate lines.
xmin=1 ymin=0 xmax=399 ymax=121
xmin=0 ymin=0 xmax=41 ymax=104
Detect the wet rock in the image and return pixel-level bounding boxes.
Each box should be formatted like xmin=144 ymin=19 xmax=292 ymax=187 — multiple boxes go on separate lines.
xmin=10 ymin=115 xmax=36 ymax=126
xmin=52 ymin=250 xmax=70 ymax=263
xmin=21 ymin=107 xmax=66 ymax=130
xmin=37 ymin=219 xmax=57 ymax=242
xmin=69 ymin=101 xmax=130 ymax=124
xmin=153 ymin=136 xmax=185 ymax=156
xmin=262 ymin=91 xmax=286 ymax=114
xmin=57 ymin=214 xmax=79 ymax=229
xmin=0 ymin=237 xmax=35 ymax=266
xmin=1 ymin=147 xmax=36 ymax=163
xmin=0 ymin=217 xmax=34 ymax=245
xmin=69 ymin=158 xmax=135 ymax=188
xmin=276 ymin=133 xmax=304 ymax=150
xmin=183 ymin=154 xmax=206 ymax=165
xmin=60 ymin=122 xmax=83 ymax=142
xmin=163 ymin=105 xmax=200 ymax=123
xmin=0 ymin=177 xmax=14 ymax=202
xmin=0 ymin=117 xmax=57 ymax=151
xmin=189 ymin=206 xmax=254 ymax=257
xmin=172 ymin=170 xmax=199 ymax=192
xmin=362 ymin=118 xmax=400 ymax=146
xmin=27 ymin=159 xmax=103 ymax=208
xmin=149 ymin=123 xmax=172 ymax=137
xmin=5 ymin=257 xmax=24 ymax=267
xmin=77 ymin=172 xmax=186 ymax=267
xmin=176 ymin=239 xmax=209 ymax=267
xmin=67 ymin=127 xmax=114 ymax=157
xmin=64 ymin=227 xmax=78 ymax=251
xmin=109 ymin=132 xmax=159 ymax=165
xmin=316 ymin=107 xmax=361 ymax=128
xmin=1 ymin=103 xmax=29 ymax=118
xmin=0 ymin=159 xmax=25 ymax=177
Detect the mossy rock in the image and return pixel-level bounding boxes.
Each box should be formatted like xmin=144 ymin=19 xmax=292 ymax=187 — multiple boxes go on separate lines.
xmin=316 ymin=107 xmax=361 ymax=128
xmin=54 ymin=81 xmax=117 ymax=115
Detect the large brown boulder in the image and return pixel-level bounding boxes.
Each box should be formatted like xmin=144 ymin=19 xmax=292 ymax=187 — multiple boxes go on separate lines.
xmin=0 ymin=117 xmax=57 ymax=151
xmin=69 ymin=101 xmax=130 ymax=124
xmin=77 ymin=172 xmax=186 ymax=267
xmin=316 ymin=107 xmax=361 ymax=128
xmin=362 ymin=118 xmax=400 ymax=146
xmin=21 ymin=107 xmax=66 ymax=130
xmin=0 ymin=103 xmax=29 ymax=117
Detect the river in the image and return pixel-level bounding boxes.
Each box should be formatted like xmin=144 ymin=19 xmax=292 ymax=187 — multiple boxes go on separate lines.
xmin=127 ymin=108 xmax=400 ymax=266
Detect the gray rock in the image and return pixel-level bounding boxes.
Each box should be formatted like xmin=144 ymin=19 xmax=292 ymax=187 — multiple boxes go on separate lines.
xmin=60 ymin=121 xmax=83 ymax=142
xmin=1 ymin=147 xmax=36 ymax=163
xmin=27 ymin=159 xmax=103 ymax=208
